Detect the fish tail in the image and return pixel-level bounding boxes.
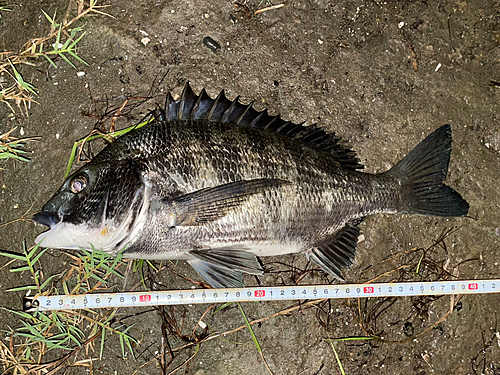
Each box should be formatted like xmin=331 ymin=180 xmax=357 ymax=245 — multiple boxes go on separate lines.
xmin=388 ymin=124 xmax=469 ymax=217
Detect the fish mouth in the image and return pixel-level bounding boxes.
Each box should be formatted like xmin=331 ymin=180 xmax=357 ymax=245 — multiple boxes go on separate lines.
xmin=33 ymin=211 xmax=63 ymax=228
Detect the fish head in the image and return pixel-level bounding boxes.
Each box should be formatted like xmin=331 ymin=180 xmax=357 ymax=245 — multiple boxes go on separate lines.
xmin=33 ymin=160 xmax=147 ymax=253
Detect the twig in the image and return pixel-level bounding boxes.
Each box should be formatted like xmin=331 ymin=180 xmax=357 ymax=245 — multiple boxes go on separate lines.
xmin=254 ymin=4 xmax=284 ymax=15
xmin=167 ymin=344 xmax=200 ymax=375
xmin=0 ymin=202 xmax=36 ymax=228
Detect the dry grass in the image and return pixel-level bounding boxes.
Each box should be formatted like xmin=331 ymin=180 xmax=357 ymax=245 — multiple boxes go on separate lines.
xmin=0 ymin=0 xmax=112 ymax=116
xmin=0 ymin=127 xmax=39 ymax=164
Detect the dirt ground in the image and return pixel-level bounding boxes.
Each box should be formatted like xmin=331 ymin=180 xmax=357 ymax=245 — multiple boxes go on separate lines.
xmin=1 ymin=0 xmax=499 ymax=374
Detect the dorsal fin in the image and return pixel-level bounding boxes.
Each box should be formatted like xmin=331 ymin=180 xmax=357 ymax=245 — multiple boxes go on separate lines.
xmin=163 ymin=83 xmax=363 ymax=171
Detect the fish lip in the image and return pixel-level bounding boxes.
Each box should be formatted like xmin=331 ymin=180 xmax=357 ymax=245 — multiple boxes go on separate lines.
xmin=33 ymin=211 xmax=63 ymax=228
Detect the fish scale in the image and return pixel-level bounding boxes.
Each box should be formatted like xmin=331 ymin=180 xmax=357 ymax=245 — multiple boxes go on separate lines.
xmin=33 ymin=84 xmax=469 ymax=288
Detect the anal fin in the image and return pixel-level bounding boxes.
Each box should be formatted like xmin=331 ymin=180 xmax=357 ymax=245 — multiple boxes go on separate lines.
xmin=306 ymin=219 xmax=363 ymax=280
xmin=188 ymin=248 xmax=264 ymax=288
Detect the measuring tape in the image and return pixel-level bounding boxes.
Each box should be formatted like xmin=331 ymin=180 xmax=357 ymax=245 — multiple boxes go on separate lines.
xmin=23 ymin=279 xmax=500 ymax=312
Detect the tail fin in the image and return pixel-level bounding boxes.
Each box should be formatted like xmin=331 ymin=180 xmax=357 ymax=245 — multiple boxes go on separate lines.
xmin=388 ymin=125 xmax=469 ymax=217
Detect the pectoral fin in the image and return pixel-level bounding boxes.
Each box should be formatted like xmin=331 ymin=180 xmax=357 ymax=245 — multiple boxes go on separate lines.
xmin=188 ymin=247 xmax=264 ymax=288
xmin=166 ymin=179 xmax=288 ymax=226
xmin=306 ymin=219 xmax=363 ymax=280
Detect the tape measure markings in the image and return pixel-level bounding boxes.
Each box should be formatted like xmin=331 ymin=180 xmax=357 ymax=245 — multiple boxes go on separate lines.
xmin=24 ymin=279 xmax=500 ymax=312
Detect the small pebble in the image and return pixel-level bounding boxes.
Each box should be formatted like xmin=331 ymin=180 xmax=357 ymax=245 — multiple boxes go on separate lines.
xmin=141 ymin=37 xmax=150 ymax=46
xmin=495 ymin=228 xmax=500 ymax=236
xmin=76 ymin=71 xmax=85 ymax=77
xmin=203 ymin=36 xmax=221 ymax=52
xmin=435 ymin=62 xmax=442 ymax=72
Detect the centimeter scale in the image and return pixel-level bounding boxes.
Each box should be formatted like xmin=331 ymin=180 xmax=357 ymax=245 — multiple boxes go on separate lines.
xmin=24 ymin=279 xmax=500 ymax=312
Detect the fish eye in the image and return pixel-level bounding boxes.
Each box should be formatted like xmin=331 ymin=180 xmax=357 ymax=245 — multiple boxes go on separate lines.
xmin=69 ymin=176 xmax=88 ymax=194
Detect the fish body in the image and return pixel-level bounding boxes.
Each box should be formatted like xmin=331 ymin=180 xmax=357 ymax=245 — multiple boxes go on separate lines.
xmin=34 ymin=84 xmax=469 ymax=287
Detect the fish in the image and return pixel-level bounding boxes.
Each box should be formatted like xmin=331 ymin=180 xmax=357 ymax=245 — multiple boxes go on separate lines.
xmin=33 ymin=83 xmax=469 ymax=288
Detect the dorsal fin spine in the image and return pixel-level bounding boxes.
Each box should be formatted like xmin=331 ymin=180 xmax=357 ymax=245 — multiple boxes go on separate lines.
xmin=190 ymin=88 xmax=204 ymax=120
xmin=207 ymin=91 xmax=223 ymax=120
xmin=221 ymin=96 xmax=240 ymax=123
xmin=177 ymin=84 xmax=188 ymax=120
xmin=235 ymin=102 xmax=254 ymax=126
xmin=165 ymin=93 xmax=177 ymax=121
xmin=275 ymin=122 xmax=291 ymax=134
xmin=249 ymin=111 xmax=265 ymax=128
xmin=162 ymin=83 xmax=363 ymax=171
xmin=262 ymin=116 xmax=279 ymax=130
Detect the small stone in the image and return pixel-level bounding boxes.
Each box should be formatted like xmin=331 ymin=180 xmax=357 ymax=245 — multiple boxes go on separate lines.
xmin=203 ymin=36 xmax=221 ymax=52
xmin=141 ymin=37 xmax=150 ymax=46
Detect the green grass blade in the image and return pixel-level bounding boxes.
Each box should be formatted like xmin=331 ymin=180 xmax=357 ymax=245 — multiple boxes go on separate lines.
xmin=3 ymin=308 xmax=34 ymax=320
xmin=64 ymin=141 xmax=81 ymax=178
xmin=61 ymin=36 xmax=72 ymax=50
xmin=43 ymin=53 xmax=58 ymax=68
xmin=237 ymin=303 xmax=261 ymax=352
xmin=100 ymin=327 xmax=106 ymax=359
xmin=118 ymin=324 xmax=137 ymax=359
xmin=67 ymin=50 xmax=89 ymax=65
xmin=9 ymin=265 xmax=31 ymax=273
xmin=30 ymin=245 xmax=49 ymax=265
xmin=54 ymin=26 xmax=62 ymax=51
xmin=0 ymin=152 xmax=31 ymax=161
xmin=329 ymin=341 xmax=346 ymax=375
xmin=58 ymin=52 xmax=76 ymax=68
xmin=0 ymin=251 xmax=27 ymax=261
xmin=69 ymin=30 xmax=86 ymax=48
xmin=6 ymin=285 xmax=38 ymax=292
xmin=40 ymin=273 xmax=59 ymax=290
xmin=41 ymin=10 xmax=54 ymax=25
xmin=416 ymin=253 xmax=425 ymax=274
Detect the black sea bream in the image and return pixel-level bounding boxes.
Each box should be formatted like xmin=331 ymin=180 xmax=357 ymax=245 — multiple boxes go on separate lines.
xmin=33 ymin=84 xmax=469 ymax=287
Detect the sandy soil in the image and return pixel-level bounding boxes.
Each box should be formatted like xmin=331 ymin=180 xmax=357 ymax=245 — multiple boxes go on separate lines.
xmin=1 ymin=0 xmax=499 ymax=374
